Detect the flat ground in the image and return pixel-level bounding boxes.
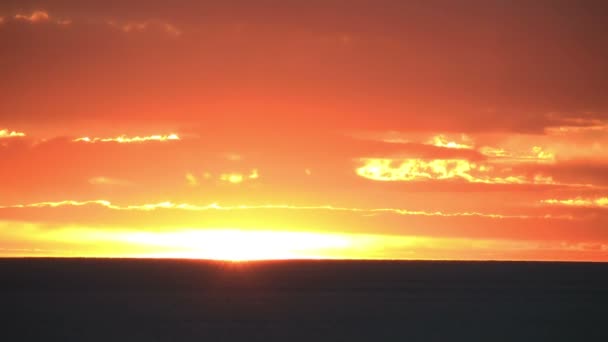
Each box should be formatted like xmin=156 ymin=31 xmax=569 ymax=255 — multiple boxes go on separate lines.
xmin=2 ymin=259 xmax=607 ymax=341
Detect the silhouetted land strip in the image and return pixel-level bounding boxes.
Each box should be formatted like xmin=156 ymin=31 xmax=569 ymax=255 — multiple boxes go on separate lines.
xmin=2 ymin=258 xmax=607 ymax=341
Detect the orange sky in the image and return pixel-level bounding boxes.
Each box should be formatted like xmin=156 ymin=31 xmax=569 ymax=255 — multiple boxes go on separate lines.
xmin=1 ymin=1 xmax=608 ymax=261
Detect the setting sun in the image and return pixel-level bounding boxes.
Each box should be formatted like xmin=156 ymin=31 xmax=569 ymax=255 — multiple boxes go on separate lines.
xmin=115 ymin=229 xmax=353 ymax=261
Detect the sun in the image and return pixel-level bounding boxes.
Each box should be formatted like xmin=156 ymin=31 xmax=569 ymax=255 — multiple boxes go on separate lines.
xmin=117 ymin=229 xmax=353 ymax=261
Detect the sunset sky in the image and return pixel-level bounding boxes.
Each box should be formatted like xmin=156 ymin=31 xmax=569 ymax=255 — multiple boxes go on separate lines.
xmin=1 ymin=1 xmax=608 ymax=261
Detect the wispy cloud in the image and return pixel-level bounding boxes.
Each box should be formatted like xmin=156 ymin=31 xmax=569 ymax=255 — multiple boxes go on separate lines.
xmin=73 ymin=133 xmax=179 ymax=143
xmin=427 ymin=134 xmax=474 ymax=150
xmin=355 ymin=124 xmax=608 ymax=165
xmin=7 ymin=9 xmax=181 ymax=36
xmin=361 ymin=132 xmax=474 ymax=150
xmin=88 ymin=177 xmax=132 ymax=186
xmin=12 ymin=10 xmax=71 ymax=26
xmin=545 ymin=115 xmax=608 ymax=135
xmin=107 ymin=20 xmax=182 ymax=37
xmin=225 ymin=153 xmax=242 ymax=161
xmin=56 ymin=19 xmax=72 ymax=26
xmin=541 ymin=197 xmax=608 ymax=209
xmin=479 ymin=146 xmax=555 ymax=164
xmin=161 ymin=23 xmax=182 ymax=37
xmin=0 ymin=199 xmax=570 ymax=220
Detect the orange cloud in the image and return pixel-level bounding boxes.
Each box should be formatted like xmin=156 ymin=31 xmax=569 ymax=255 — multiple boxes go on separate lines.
xmin=355 ymin=158 xmax=555 ymax=185
xmin=12 ymin=10 xmax=72 ymax=26
xmin=56 ymin=19 xmax=72 ymax=26
xmin=357 ymin=132 xmax=475 ymax=150
xmin=185 ymin=170 xmax=257 ymax=185
xmin=220 ymin=173 xmax=244 ymax=184
xmin=14 ymin=10 xmax=50 ymax=23
xmin=107 ymin=20 xmax=182 ymax=36
xmin=185 ymin=173 xmax=199 ymax=187
xmin=162 ymin=23 xmax=182 ymax=36
xmin=8 ymin=9 xmax=184 ymax=34
xmin=219 ymin=169 xmax=259 ymax=184
xmin=427 ymin=134 xmax=473 ymax=150
xmin=73 ymin=133 xmax=179 ymax=143
xmin=356 ymin=127 xmax=608 ymax=164
xmin=479 ymin=145 xmax=555 ymax=164
xmin=545 ymin=116 xmax=608 ymax=135
xmin=0 ymin=129 xmax=26 ymax=139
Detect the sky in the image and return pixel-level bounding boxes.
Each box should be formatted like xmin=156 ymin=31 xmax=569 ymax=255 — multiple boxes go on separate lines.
xmin=1 ymin=1 xmax=608 ymax=261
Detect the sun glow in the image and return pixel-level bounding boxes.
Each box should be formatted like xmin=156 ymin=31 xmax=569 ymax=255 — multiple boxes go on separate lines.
xmin=41 ymin=228 xmax=370 ymax=261
xmin=3 ymin=221 xmax=608 ymax=261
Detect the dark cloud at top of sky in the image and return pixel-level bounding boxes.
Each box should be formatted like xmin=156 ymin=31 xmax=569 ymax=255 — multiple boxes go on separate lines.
xmin=1 ymin=0 xmax=608 ymax=133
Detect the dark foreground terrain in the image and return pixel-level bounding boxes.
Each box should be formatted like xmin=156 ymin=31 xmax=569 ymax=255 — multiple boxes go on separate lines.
xmin=1 ymin=258 xmax=607 ymax=341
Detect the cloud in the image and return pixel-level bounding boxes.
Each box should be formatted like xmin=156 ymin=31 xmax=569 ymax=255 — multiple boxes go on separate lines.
xmin=0 ymin=129 xmax=25 ymax=139
xmin=108 ymin=20 xmax=147 ymax=33
xmin=107 ymin=20 xmax=182 ymax=37
xmin=355 ymin=158 xmax=556 ymax=185
xmin=354 ymin=132 xmax=475 ymax=150
xmin=353 ymin=131 xmax=557 ymax=164
xmin=8 ymin=10 xmax=181 ymax=35
xmin=11 ymin=10 xmax=70 ymax=26
xmin=14 ymin=10 xmax=50 ymax=23
xmin=355 ymin=123 xmax=608 ymax=164
xmin=56 ymin=19 xmax=72 ymax=26
xmin=225 ymin=153 xmax=242 ymax=161
xmin=545 ymin=115 xmax=608 ymax=135
xmin=518 ymin=161 xmax=608 ymax=188
xmin=352 ymin=123 xmax=608 ymax=190
xmin=220 ymin=173 xmax=244 ymax=184
xmin=427 ymin=134 xmax=474 ymax=150
xmin=185 ymin=173 xmax=199 ymax=187
xmin=219 ymin=169 xmax=259 ymax=184
xmin=541 ymin=197 xmax=608 ymax=209
xmin=73 ymin=133 xmax=180 ymax=143
xmin=88 ymin=177 xmax=132 ymax=186
xmin=186 ymin=171 xmax=241 ymax=186
xmin=162 ymin=23 xmax=182 ymax=37
xmin=479 ymin=145 xmax=555 ymax=164
xmin=0 ymin=199 xmax=569 ymax=220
